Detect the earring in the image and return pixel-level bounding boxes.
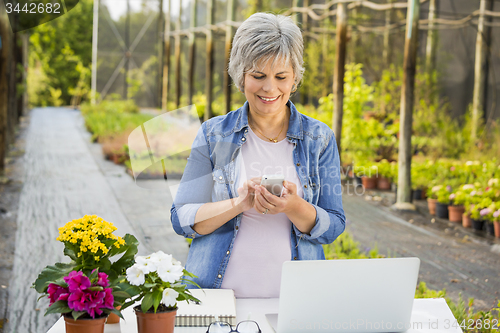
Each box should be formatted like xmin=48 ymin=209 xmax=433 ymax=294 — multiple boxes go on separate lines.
xmin=291 ymin=84 xmax=297 ymax=93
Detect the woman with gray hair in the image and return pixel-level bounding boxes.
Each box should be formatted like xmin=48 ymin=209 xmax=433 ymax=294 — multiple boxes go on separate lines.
xmin=171 ymin=12 xmax=345 ymax=298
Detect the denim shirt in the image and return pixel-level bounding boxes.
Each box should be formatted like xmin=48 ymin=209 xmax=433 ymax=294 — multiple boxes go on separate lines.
xmin=170 ymin=100 xmax=345 ymax=289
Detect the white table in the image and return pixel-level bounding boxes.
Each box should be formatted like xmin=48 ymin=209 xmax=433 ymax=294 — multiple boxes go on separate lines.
xmin=47 ymin=298 xmax=462 ymax=333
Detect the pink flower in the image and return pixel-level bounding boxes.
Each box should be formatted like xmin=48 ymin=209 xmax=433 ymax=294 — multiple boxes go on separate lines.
xmin=449 ymin=193 xmax=456 ymax=200
xmin=450 ymin=166 xmax=455 ymax=171
xmin=64 ymin=271 xmax=91 ymax=293
xmin=446 ymin=185 xmax=452 ymax=192
xmin=67 ymin=290 xmax=87 ymax=312
xmin=97 ymin=272 xmax=109 ymax=287
xmin=480 ymin=208 xmax=492 ymax=216
xmin=494 ymin=210 xmax=500 ymax=218
xmin=47 ymin=283 xmax=69 ymax=305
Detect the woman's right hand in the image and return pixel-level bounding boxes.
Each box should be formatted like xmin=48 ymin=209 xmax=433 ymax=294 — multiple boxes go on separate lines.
xmin=235 ymin=177 xmax=261 ymax=212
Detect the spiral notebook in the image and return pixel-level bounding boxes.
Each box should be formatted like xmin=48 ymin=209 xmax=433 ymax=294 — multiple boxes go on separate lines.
xmin=175 ymin=289 xmax=237 ymax=327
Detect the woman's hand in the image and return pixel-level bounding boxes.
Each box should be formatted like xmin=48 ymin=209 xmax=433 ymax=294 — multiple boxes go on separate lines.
xmin=235 ymin=177 xmax=261 ymax=212
xmin=254 ymin=180 xmax=299 ymax=215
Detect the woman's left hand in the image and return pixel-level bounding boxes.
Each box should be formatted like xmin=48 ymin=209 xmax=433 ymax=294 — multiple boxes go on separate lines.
xmin=254 ymin=180 xmax=298 ymax=215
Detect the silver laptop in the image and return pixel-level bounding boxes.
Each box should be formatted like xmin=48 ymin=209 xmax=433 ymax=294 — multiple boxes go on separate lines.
xmin=267 ymin=258 xmax=420 ymax=333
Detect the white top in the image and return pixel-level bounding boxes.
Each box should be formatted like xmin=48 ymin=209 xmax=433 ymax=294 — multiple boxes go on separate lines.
xmin=220 ymin=127 xmax=303 ymax=298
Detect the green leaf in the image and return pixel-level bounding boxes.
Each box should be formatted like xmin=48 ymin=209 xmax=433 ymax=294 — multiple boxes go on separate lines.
xmin=113 ymin=291 xmax=132 ymax=299
xmin=64 ymin=247 xmax=78 ymax=261
xmin=141 ymin=293 xmax=154 ymax=313
xmin=115 ymin=282 xmax=141 ymax=299
xmin=110 ymin=234 xmax=139 ymax=275
xmin=33 ymin=262 xmax=75 ymax=293
xmin=143 ymin=283 xmax=156 ymax=289
xmin=72 ymin=311 xmax=87 ymax=320
xmin=152 ymin=289 xmax=162 ymax=313
xmin=45 ymin=301 xmax=72 ymax=315
xmin=103 ymin=308 xmax=124 ymax=319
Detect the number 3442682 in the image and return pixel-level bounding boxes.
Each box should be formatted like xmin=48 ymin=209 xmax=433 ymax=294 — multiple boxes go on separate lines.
xmin=5 ymin=2 xmax=62 ymax=14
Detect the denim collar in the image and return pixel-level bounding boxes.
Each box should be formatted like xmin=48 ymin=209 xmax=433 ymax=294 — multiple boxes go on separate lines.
xmin=234 ymin=100 xmax=303 ymax=140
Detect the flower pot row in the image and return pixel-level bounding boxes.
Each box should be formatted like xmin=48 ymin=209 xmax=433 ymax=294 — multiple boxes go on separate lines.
xmin=427 ymin=199 xmax=500 ymax=238
xmin=360 ymin=176 xmax=392 ymax=191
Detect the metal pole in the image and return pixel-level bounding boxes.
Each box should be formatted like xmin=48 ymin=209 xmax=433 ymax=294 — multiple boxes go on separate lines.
xmin=332 ymin=2 xmax=347 ymax=163
xmin=157 ymin=0 xmax=164 ymax=108
xmin=383 ymin=0 xmax=394 ymax=66
xmin=175 ymin=0 xmax=182 ymax=108
xmin=188 ymin=0 xmax=197 ymax=106
xmin=91 ymin=0 xmax=99 ymax=105
xmin=395 ymin=0 xmax=420 ymax=210
xmin=124 ymin=0 xmax=130 ymax=100
xmin=424 ymin=0 xmax=436 ymax=73
xmin=162 ymin=0 xmax=171 ymax=111
xmin=205 ymin=0 xmax=214 ymax=121
xmin=224 ymin=0 xmax=236 ymax=114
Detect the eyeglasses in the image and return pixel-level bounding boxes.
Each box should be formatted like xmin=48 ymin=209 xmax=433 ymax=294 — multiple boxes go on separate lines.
xmin=206 ymin=320 xmax=261 ymax=333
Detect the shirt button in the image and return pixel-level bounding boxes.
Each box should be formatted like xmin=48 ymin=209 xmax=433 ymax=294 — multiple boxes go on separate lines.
xmin=219 ymin=176 xmax=223 ymax=180
xmin=218 ymin=274 xmax=222 ymax=278
xmin=241 ymin=137 xmax=246 ymax=142
xmin=294 ymin=257 xmax=297 ymax=260
xmin=296 ymin=163 xmax=301 ymax=166
xmin=226 ymin=250 xmax=230 ymax=255
xmin=235 ymin=226 xmax=239 ymax=230
xmin=304 ymin=185 xmax=308 ymax=188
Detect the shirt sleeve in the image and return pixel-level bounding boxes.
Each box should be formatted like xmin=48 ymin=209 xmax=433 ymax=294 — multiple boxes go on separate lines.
xmin=293 ymin=131 xmax=346 ymax=245
xmin=170 ymin=123 xmax=214 ymax=239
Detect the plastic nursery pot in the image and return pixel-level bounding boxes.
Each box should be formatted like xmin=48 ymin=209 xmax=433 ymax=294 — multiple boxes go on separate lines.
xmin=435 ymin=203 xmax=449 ymax=219
xmin=462 ymin=213 xmax=472 ymax=228
xmin=135 ymin=306 xmax=177 ymax=333
xmin=427 ymin=199 xmax=437 ymax=215
xmin=377 ymin=177 xmax=391 ymax=191
xmin=448 ymin=205 xmax=465 ymax=223
xmin=64 ymin=315 xmax=107 ymax=333
xmin=471 ymin=219 xmax=485 ymax=231
xmin=361 ymin=176 xmax=378 ymax=189
xmin=106 ymin=306 xmax=122 ymax=324
xmin=486 ymin=222 xmax=495 ymax=236
xmin=412 ymin=189 xmax=423 ymax=201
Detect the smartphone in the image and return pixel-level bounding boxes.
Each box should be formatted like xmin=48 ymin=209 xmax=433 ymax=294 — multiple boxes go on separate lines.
xmin=260 ymin=174 xmax=285 ymax=196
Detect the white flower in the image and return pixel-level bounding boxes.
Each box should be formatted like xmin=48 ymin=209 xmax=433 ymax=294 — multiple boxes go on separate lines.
xmin=126 ymin=265 xmax=145 ymax=286
xmin=149 ymin=251 xmax=173 ymax=267
xmin=488 ymin=178 xmax=499 ymax=187
xmin=157 ymin=263 xmax=184 ymax=283
xmin=135 ymin=255 xmax=157 ymax=274
xmin=162 ymin=288 xmax=179 ymax=307
xmin=462 ymin=184 xmax=474 ymax=190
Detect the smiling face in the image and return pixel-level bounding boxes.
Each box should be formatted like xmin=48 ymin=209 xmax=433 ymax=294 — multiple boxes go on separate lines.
xmin=244 ymin=58 xmax=295 ymax=119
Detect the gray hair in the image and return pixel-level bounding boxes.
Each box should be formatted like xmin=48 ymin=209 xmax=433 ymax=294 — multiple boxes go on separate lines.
xmin=228 ymin=13 xmax=305 ymax=93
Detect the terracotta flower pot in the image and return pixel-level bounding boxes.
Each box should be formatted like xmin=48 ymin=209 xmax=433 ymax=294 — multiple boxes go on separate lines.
xmin=427 ymin=198 xmax=437 ymax=215
xmin=377 ymin=177 xmax=391 ymax=191
xmin=135 ymin=306 xmax=176 ymax=333
xmin=64 ymin=315 xmax=107 ymax=333
xmin=462 ymin=213 xmax=472 ymax=228
xmin=361 ymin=176 xmax=378 ymax=189
xmin=448 ymin=205 xmax=465 ymax=223
xmin=494 ymin=221 xmax=500 ymax=238
xmin=106 ymin=306 xmax=122 ymax=324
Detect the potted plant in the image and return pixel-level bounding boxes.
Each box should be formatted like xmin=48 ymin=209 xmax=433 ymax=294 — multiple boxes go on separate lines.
xmin=493 ymin=203 xmax=500 ymax=238
xmin=462 ymin=184 xmax=478 ymax=228
xmin=426 ymin=185 xmax=442 ymax=215
xmin=33 ymin=215 xmax=139 ymax=332
xmin=448 ymin=189 xmax=467 ymax=223
xmin=124 ymin=251 xmax=200 ymax=333
xmin=358 ymin=161 xmax=378 ymax=190
xmin=470 ymin=198 xmax=493 ymax=231
xmin=376 ymin=159 xmax=392 ymax=191
xmin=435 ymin=185 xmax=452 ymax=219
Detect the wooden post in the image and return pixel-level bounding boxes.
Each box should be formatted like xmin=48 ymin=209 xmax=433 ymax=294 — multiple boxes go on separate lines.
xmin=188 ymin=0 xmax=197 ymax=106
xmin=383 ymin=0 xmax=394 ymax=66
xmin=124 ymin=0 xmax=130 ymax=99
xmin=205 ymin=0 xmax=214 ymax=121
xmin=162 ymin=0 xmax=171 ymax=111
xmin=322 ymin=0 xmax=331 ymax=97
xmin=350 ymin=7 xmax=359 ymax=64
xmin=224 ymin=0 xmax=236 ymax=114
xmin=395 ymin=0 xmax=420 ymax=210
xmin=175 ymin=0 xmax=182 ymax=108
xmin=332 ymin=2 xmax=347 ymax=163
xmin=425 ymin=0 xmax=437 ymax=73
xmin=157 ymin=0 xmax=164 ymax=108
xmin=471 ymin=0 xmax=492 ymax=141
xmin=91 ymin=0 xmax=99 ymax=105
xmin=292 ymin=0 xmax=301 ymax=25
